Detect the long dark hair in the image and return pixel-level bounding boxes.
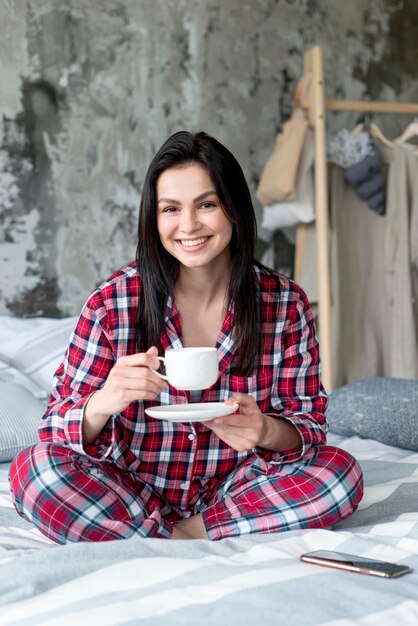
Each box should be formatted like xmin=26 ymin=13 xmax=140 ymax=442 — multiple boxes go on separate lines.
xmin=136 ymin=130 xmax=261 ymax=376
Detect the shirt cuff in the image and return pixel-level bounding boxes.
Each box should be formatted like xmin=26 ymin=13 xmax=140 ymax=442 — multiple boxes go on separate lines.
xmin=252 ymin=412 xmax=322 ymax=466
xmin=63 ymin=393 xmax=115 ymax=461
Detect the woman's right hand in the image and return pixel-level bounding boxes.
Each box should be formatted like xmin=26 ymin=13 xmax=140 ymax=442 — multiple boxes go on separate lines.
xmin=83 ymin=346 xmax=166 ymax=444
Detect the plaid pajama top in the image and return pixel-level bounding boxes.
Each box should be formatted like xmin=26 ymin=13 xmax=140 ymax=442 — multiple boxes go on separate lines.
xmin=39 ymin=262 xmax=328 ymax=514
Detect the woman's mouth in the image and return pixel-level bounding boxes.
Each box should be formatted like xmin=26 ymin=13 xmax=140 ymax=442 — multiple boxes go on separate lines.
xmin=178 ymin=237 xmax=209 ymax=247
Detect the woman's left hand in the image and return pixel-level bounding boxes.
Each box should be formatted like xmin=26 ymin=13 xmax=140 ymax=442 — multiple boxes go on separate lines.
xmin=205 ymin=393 xmax=273 ymax=452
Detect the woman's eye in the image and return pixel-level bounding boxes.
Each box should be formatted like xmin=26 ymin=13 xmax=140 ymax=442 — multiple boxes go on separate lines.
xmin=162 ymin=206 xmax=178 ymax=213
xmin=200 ymin=202 xmax=216 ymax=209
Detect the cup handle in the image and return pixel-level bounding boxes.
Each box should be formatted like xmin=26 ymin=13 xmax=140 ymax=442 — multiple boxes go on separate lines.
xmin=149 ymin=356 xmax=168 ymax=380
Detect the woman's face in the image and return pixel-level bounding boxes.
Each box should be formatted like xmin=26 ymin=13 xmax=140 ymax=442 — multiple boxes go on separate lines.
xmin=156 ymin=164 xmax=233 ymax=272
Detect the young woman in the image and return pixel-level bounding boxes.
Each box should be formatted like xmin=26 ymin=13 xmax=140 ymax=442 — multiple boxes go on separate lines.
xmin=9 ymin=131 xmax=363 ymax=542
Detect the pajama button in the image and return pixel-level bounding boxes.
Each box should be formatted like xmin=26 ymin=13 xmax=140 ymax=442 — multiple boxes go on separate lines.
xmin=188 ymin=433 xmax=195 ymax=441
xmin=180 ymin=482 xmax=188 ymax=490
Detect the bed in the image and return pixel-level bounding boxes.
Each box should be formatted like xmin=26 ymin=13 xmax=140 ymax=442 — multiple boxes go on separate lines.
xmin=0 ymin=316 xmax=417 ymax=625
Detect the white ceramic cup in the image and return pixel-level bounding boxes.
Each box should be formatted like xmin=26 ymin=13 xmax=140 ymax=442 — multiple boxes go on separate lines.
xmin=151 ymin=347 xmax=219 ymax=390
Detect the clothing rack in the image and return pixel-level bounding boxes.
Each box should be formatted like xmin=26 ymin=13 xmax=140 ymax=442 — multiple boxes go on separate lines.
xmin=295 ymin=45 xmax=418 ymax=391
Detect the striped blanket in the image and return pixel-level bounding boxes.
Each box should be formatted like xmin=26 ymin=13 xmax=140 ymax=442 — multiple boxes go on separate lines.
xmin=1 ymin=433 xmax=417 ymax=626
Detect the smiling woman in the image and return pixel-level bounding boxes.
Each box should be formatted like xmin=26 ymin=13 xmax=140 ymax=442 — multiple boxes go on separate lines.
xmin=136 ymin=131 xmax=259 ymax=374
xmin=156 ymin=165 xmax=233 ymax=272
xmin=9 ymin=130 xmax=363 ymax=544
xmin=155 ymin=164 xmax=234 ymax=355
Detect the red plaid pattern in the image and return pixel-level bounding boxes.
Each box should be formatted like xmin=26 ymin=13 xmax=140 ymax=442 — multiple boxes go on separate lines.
xmin=9 ymin=263 xmax=364 ymax=541
xmin=10 ymin=442 xmax=363 ymax=542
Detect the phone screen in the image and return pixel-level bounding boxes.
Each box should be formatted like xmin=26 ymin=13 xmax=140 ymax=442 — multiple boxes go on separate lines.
xmin=300 ymin=550 xmax=413 ymax=578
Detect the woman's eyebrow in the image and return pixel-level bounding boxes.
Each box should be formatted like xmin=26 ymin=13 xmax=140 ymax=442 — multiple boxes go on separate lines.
xmin=157 ymin=190 xmax=217 ymax=205
xmin=193 ymin=190 xmax=217 ymax=202
xmin=157 ymin=197 xmax=181 ymax=205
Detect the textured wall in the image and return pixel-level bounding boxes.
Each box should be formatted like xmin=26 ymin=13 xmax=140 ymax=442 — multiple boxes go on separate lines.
xmin=1 ymin=0 xmax=417 ymax=316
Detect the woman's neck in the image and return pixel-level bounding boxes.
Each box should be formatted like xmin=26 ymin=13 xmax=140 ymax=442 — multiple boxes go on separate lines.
xmin=175 ymin=259 xmax=232 ymax=306
xmin=176 ymin=272 xmax=230 ymax=307
xmin=174 ymin=263 xmax=232 ymax=347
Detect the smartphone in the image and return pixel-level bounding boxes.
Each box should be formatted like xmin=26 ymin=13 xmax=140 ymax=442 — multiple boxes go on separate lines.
xmin=300 ymin=550 xmax=413 ymax=578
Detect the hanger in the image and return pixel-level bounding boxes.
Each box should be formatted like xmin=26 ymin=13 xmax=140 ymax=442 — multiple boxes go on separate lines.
xmin=398 ymin=118 xmax=418 ymax=142
xmin=353 ymin=114 xmax=394 ymax=148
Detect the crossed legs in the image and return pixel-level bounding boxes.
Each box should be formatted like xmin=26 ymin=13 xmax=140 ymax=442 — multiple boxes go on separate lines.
xmin=9 ymin=443 xmax=363 ymax=543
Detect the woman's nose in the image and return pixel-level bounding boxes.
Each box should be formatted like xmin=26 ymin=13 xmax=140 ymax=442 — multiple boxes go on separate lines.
xmin=179 ymin=210 xmax=201 ymax=233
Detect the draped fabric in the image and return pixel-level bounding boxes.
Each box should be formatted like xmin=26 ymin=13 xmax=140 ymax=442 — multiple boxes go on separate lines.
xmin=298 ymin=142 xmax=418 ymax=386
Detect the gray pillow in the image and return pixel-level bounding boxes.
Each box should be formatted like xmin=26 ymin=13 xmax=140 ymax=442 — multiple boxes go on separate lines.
xmin=0 ymin=382 xmax=46 ymax=462
xmin=327 ymin=377 xmax=418 ymax=451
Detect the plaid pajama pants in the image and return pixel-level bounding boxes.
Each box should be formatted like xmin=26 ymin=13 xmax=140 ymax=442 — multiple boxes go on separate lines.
xmin=9 ymin=443 xmax=363 ymax=543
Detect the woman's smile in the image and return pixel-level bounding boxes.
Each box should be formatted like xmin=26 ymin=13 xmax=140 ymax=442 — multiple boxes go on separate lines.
xmin=177 ymin=236 xmax=211 ymax=248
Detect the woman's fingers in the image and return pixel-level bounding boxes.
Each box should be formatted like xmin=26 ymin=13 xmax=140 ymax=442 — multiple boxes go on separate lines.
xmin=108 ymin=366 xmax=166 ymax=396
xmin=117 ymin=351 xmax=161 ymax=371
xmin=112 ymin=364 xmax=163 ymax=384
xmin=205 ymin=393 xmax=269 ymax=451
xmin=96 ymin=349 xmax=169 ymax=414
xmin=108 ymin=376 xmax=161 ymax=396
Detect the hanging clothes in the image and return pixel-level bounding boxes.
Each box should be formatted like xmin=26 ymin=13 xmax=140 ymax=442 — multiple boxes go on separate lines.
xmin=407 ymin=145 xmax=418 ymax=330
xmin=328 ymin=126 xmax=386 ymax=215
xmin=384 ymin=141 xmax=418 ymax=378
xmin=299 ymin=142 xmax=418 ymax=387
xmin=329 ymin=163 xmax=390 ymax=387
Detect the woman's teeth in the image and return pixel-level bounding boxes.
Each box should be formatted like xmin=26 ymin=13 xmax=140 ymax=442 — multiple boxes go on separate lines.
xmin=180 ymin=237 xmax=208 ymax=247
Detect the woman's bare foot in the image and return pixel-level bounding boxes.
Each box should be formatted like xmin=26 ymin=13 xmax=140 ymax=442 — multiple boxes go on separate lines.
xmin=171 ymin=514 xmax=208 ymax=539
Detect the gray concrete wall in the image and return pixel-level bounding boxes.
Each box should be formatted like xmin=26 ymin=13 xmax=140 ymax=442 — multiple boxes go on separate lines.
xmin=1 ymin=0 xmax=417 ymax=316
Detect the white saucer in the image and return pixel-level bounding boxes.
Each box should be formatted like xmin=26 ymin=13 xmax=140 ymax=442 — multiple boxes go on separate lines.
xmin=145 ymin=402 xmax=238 ymax=423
